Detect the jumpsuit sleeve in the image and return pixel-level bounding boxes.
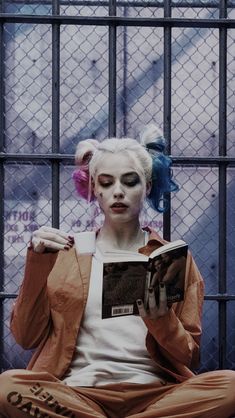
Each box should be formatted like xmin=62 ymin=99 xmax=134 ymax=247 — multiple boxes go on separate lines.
xmin=10 ymin=248 xmax=58 ymax=349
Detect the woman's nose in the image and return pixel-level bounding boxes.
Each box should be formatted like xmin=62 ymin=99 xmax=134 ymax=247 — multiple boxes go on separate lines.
xmin=113 ymin=182 xmax=125 ymax=198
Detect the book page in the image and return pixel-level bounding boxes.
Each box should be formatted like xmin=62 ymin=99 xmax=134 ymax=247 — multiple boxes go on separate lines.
xmin=98 ymin=251 xmax=148 ymax=263
xmin=149 ymin=239 xmax=186 ymax=259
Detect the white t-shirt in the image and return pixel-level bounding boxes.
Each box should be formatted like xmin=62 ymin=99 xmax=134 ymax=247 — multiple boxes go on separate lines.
xmin=63 ymin=233 xmax=162 ymax=387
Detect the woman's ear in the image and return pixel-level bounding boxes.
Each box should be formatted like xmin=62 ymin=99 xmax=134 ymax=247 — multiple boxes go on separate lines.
xmin=146 ymin=180 xmax=152 ymax=196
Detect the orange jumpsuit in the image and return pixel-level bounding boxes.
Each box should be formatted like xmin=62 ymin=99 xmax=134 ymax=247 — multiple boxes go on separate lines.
xmin=0 ymin=229 xmax=235 ymax=418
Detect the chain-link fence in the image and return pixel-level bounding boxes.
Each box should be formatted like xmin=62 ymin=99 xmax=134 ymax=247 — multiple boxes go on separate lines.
xmin=0 ymin=0 xmax=235 ymax=373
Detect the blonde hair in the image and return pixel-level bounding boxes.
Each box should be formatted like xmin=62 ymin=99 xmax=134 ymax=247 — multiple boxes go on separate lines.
xmin=88 ymin=137 xmax=152 ymax=182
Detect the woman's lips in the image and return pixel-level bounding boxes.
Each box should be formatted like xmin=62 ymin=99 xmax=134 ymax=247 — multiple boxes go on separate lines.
xmin=110 ymin=203 xmax=128 ymax=213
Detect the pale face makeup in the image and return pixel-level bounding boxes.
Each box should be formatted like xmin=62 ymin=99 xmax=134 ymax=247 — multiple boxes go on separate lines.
xmin=93 ymin=152 xmax=148 ymax=225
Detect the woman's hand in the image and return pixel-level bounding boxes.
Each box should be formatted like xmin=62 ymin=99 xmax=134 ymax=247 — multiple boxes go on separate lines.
xmin=31 ymin=226 xmax=74 ymax=253
xmin=137 ymin=284 xmax=168 ymax=319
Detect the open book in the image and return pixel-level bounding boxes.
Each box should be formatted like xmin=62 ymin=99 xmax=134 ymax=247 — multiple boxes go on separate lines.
xmin=102 ymin=240 xmax=188 ymax=319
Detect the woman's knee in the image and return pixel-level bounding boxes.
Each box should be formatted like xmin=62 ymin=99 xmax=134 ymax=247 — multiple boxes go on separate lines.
xmin=222 ymin=370 xmax=235 ymax=408
xmin=208 ymin=369 xmax=235 ymax=415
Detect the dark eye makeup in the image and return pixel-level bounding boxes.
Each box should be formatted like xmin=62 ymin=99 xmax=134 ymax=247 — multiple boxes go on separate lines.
xmin=97 ymin=172 xmax=141 ymax=188
xmin=98 ymin=175 xmax=114 ymax=188
xmin=121 ymin=172 xmax=141 ymax=187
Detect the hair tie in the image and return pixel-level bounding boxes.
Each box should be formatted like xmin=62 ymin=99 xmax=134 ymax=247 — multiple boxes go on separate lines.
xmin=145 ymin=136 xmax=165 ymax=153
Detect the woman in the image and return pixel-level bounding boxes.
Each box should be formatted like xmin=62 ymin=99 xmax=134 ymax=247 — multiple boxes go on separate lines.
xmin=0 ymin=124 xmax=235 ymax=418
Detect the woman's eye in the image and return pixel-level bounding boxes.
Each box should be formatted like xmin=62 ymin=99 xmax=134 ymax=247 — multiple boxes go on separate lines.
xmin=99 ymin=181 xmax=113 ymax=188
xmin=122 ymin=174 xmax=141 ymax=187
xmin=123 ymin=180 xmax=138 ymax=187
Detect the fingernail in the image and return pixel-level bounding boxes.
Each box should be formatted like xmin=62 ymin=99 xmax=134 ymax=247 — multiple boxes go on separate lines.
xmin=68 ymin=236 xmax=74 ymax=242
xmin=137 ymin=299 xmax=142 ymax=305
xmin=64 ymin=245 xmax=70 ymax=251
xmin=67 ymin=241 xmax=74 ymax=247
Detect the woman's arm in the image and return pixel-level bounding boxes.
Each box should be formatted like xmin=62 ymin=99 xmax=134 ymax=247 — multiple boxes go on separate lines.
xmin=10 ymin=227 xmax=74 ymax=349
xmin=10 ymin=248 xmax=58 ymax=349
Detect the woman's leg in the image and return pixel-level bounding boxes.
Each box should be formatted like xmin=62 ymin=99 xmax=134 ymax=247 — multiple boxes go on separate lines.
xmin=126 ymin=370 xmax=235 ymax=418
xmin=0 ymin=369 xmax=107 ymax=418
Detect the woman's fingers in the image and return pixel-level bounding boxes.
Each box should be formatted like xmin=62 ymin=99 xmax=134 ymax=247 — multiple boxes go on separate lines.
xmin=148 ymin=287 xmax=157 ymax=311
xmin=38 ymin=239 xmax=71 ymax=252
xmin=158 ymin=283 xmax=168 ymax=316
xmin=32 ymin=240 xmax=46 ymax=254
xmin=33 ymin=227 xmax=70 ymax=242
xmin=40 ymin=226 xmax=70 ymax=237
xmin=33 ymin=232 xmax=68 ymax=246
xmin=137 ymin=284 xmax=168 ymax=320
xmin=137 ymin=299 xmax=148 ymax=318
xmin=31 ymin=227 xmax=74 ymax=253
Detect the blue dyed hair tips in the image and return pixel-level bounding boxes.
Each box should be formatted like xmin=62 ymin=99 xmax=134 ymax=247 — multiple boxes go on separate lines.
xmin=140 ymin=124 xmax=179 ymax=213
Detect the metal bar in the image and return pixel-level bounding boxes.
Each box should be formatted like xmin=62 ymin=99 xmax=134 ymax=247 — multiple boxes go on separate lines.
xmin=0 ymin=153 xmax=75 ymax=162
xmin=122 ymin=4 xmax=128 ymax=136
xmin=108 ymin=0 xmax=117 ymax=136
xmin=1 ymin=0 xmax=234 ymax=9
xmin=0 ymin=15 xmax=235 ymax=28
xmin=205 ymin=295 xmax=235 ymax=301
xmin=52 ymin=0 xmax=60 ymax=14
xmin=163 ymin=0 xmax=171 ymax=242
xmin=0 ymin=157 xmax=4 ymax=372
xmin=1 ymin=153 xmax=235 ymax=165
xmin=2 ymin=292 xmax=235 ymax=301
xmin=218 ymin=0 xmax=227 ymax=370
xmin=0 ymin=293 xmax=19 ymax=299
xmin=51 ymin=0 xmax=60 ymax=229
xmin=0 ymin=1 xmax=5 ymax=372
xmin=0 ymin=27 xmax=5 ymax=153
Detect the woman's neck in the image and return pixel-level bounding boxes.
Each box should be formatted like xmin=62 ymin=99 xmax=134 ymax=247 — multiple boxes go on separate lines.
xmin=96 ymin=220 xmax=145 ymax=252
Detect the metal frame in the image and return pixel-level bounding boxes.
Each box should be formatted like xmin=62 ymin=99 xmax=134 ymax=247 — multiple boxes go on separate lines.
xmin=2 ymin=0 xmax=235 ymax=7
xmin=0 ymin=0 xmax=235 ymax=371
xmin=0 ymin=0 xmax=5 ymax=374
xmin=218 ymin=0 xmax=228 ymax=370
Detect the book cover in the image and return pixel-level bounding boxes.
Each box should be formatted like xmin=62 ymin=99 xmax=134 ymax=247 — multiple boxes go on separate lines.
xmin=102 ymin=240 xmax=188 ymax=319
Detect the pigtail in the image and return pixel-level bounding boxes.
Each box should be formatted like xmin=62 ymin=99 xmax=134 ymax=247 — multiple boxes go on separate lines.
xmin=72 ymin=139 xmax=99 ymax=201
xmin=140 ymin=124 xmax=179 ymax=212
